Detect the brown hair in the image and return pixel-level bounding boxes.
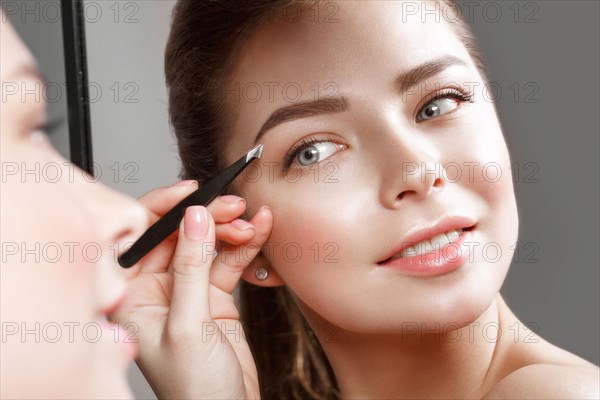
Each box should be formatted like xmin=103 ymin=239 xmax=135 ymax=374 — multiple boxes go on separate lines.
xmin=165 ymin=1 xmax=488 ymax=398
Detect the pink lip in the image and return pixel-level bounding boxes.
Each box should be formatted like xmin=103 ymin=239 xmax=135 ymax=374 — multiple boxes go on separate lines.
xmin=377 ymin=216 xmax=477 ymax=276
xmin=378 ymin=216 xmax=477 ymax=262
xmin=99 ymin=293 xmax=137 ymax=360
xmin=377 ymin=228 xmax=474 ymax=276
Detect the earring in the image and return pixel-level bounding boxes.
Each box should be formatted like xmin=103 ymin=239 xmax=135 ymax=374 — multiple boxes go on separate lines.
xmin=255 ymin=267 xmax=269 ymax=281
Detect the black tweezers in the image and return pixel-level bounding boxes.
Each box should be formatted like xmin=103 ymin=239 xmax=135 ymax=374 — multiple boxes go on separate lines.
xmin=118 ymin=144 xmax=264 ymax=268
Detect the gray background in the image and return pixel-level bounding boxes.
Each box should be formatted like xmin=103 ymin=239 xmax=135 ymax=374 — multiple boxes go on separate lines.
xmin=6 ymin=1 xmax=599 ymax=398
xmin=465 ymin=0 xmax=600 ymax=369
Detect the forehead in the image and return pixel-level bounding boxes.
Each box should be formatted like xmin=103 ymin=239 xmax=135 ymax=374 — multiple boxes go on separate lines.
xmin=225 ymin=1 xmax=471 ymax=159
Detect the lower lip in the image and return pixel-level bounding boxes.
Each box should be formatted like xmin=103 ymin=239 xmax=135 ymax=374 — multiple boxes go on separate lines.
xmin=378 ymin=229 xmax=474 ymax=277
xmin=99 ymin=321 xmax=138 ymax=360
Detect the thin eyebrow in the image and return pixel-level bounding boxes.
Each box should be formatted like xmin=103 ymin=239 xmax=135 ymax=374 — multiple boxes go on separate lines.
xmin=253 ymin=55 xmax=469 ymax=144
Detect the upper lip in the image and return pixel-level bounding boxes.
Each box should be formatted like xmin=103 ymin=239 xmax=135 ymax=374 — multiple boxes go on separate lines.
xmin=378 ymin=215 xmax=477 ymax=263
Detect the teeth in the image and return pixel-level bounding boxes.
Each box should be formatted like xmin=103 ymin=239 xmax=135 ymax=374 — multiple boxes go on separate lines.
xmin=446 ymin=229 xmax=460 ymax=242
xmin=430 ymin=232 xmax=450 ymax=249
xmin=393 ymin=229 xmax=463 ymax=259
xmin=403 ymin=246 xmax=418 ymax=256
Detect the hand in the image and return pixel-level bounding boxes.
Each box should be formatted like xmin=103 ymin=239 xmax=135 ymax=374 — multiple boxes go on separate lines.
xmin=111 ymin=181 xmax=272 ymax=399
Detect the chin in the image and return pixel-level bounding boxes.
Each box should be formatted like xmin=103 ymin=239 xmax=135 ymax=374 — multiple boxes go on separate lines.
xmin=399 ymin=274 xmax=505 ymax=332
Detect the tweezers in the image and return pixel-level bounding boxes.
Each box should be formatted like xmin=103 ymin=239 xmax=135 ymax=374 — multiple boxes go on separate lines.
xmin=118 ymin=144 xmax=264 ymax=268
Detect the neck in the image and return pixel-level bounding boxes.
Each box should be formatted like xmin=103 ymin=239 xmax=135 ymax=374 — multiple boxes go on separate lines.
xmin=307 ymin=294 xmax=513 ymax=399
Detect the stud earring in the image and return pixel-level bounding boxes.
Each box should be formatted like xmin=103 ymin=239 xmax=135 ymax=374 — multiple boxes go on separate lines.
xmin=255 ymin=267 xmax=269 ymax=281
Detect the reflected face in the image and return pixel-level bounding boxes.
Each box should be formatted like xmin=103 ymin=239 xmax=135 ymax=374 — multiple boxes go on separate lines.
xmin=226 ymin=2 xmax=518 ymax=332
xmin=0 ymin=15 xmax=146 ymax=398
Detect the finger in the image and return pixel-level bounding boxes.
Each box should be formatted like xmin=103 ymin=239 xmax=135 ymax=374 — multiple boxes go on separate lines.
xmin=210 ymin=206 xmax=273 ymax=295
xmin=128 ymin=230 xmax=179 ymax=275
xmin=140 ymin=182 xmax=247 ymax=222
xmin=122 ymin=183 xmax=196 ymax=276
xmin=206 ymin=195 xmax=248 ymax=223
xmin=148 ymin=193 xmax=247 ymax=226
xmin=138 ymin=181 xmax=199 ymax=218
xmin=136 ymin=216 xmax=254 ymax=276
xmin=129 ymin=190 xmax=247 ymax=274
xmin=168 ymin=206 xmax=215 ymax=333
xmin=215 ymin=219 xmax=256 ymax=245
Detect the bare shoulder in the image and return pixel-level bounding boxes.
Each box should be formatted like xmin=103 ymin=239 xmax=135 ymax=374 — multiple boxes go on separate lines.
xmin=485 ymin=298 xmax=600 ymax=399
xmin=483 ymin=363 xmax=599 ymax=400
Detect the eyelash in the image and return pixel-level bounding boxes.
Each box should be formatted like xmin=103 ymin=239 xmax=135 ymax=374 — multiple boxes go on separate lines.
xmin=44 ymin=119 xmax=62 ymax=135
xmin=282 ymin=87 xmax=475 ymax=170
xmin=34 ymin=120 xmax=59 ymax=138
xmin=418 ymin=87 xmax=475 ymax=118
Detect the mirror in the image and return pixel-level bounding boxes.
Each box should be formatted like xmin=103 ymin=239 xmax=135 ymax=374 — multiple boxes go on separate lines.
xmin=4 ymin=0 xmax=96 ymax=173
xmin=83 ymin=0 xmax=179 ymax=198
xmin=3 ymin=0 xmax=179 ymax=185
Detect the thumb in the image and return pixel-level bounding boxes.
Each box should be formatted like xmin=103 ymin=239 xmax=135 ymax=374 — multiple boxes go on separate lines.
xmin=168 ymin=206 xmax=216 ymax=334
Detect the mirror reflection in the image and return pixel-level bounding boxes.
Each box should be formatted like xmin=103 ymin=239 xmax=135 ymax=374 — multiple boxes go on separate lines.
xmin=5 ymin=0 xmax=70 ymax=158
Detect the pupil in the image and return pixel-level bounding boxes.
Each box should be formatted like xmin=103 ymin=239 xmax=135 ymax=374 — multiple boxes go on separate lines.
xmin=303 ymin=148 xmax=317 ymax=160
xmin=425 ymin=105 xmax=438 ymax=117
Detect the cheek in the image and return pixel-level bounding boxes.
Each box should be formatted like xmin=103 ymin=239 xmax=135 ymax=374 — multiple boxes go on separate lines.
xmin=264 ymin=181 xmax=357 ymax=257
xmin=1 ymin=162 xmax=112 ymax=396
xmin=246 ymin=174 xmax=365 ymax=273
xmin=452 ymin=102 xmax=517 ymax=219
xmin=2 ymin=194 xmax=98 ymax=397
xmin=3 ymin=190 xmax=98 ymax=344
xmin=467 ymin=138 xmax=514 ymax=212
xmin=2 ymin=149 xmax=100 ymax=321
xmin=450 ymin=104 xmax=520 ymax=283
xmin=246 ymin=177 xmax=379 ymax=321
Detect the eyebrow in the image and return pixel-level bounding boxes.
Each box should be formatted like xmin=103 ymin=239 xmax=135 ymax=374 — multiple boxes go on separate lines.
xmin=253 ymin=55 xmax=469 ymax=144
xmin=395 ymin=55 xmax=468 ymax=92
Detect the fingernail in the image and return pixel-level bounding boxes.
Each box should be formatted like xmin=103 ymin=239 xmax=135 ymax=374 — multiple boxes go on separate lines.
xmin=173 ymin=180 xmax=198 ymax=187
xmin=231 ymin=219 xmax=254 ymax=231
xmin=259 ymin=205 xmax=272 ymax=213
xmin=220 ymin=195 xmax=245 ymax=204
xmin=184 ymin=206 xmax=208 ymax=240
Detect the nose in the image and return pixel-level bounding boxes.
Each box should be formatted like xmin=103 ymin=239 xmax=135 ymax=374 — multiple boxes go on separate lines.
xmin=83 ymin=178 xmax=148 ymax=253
xmin=77 ymin=174 xmax=148 ymax=312
xmin=375 ymin=124 xmax=447 ymax=209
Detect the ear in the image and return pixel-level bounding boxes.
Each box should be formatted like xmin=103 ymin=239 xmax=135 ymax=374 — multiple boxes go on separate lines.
xmin=241 ymin=252 xmax=285 ymax=287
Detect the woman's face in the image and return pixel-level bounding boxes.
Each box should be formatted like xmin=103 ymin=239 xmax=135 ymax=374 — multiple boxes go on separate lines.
xmin=1 ymin=16 xmax=146 ymax=398
xmin=226 ymin=1 xmax=518 ymax=332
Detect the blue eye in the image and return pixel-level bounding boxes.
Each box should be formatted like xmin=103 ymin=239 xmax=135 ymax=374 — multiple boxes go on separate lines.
xmin=416 ymin=88 xmax=474 ymax=122
xmin=284 ymin=138 xmax=342 ymax=169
